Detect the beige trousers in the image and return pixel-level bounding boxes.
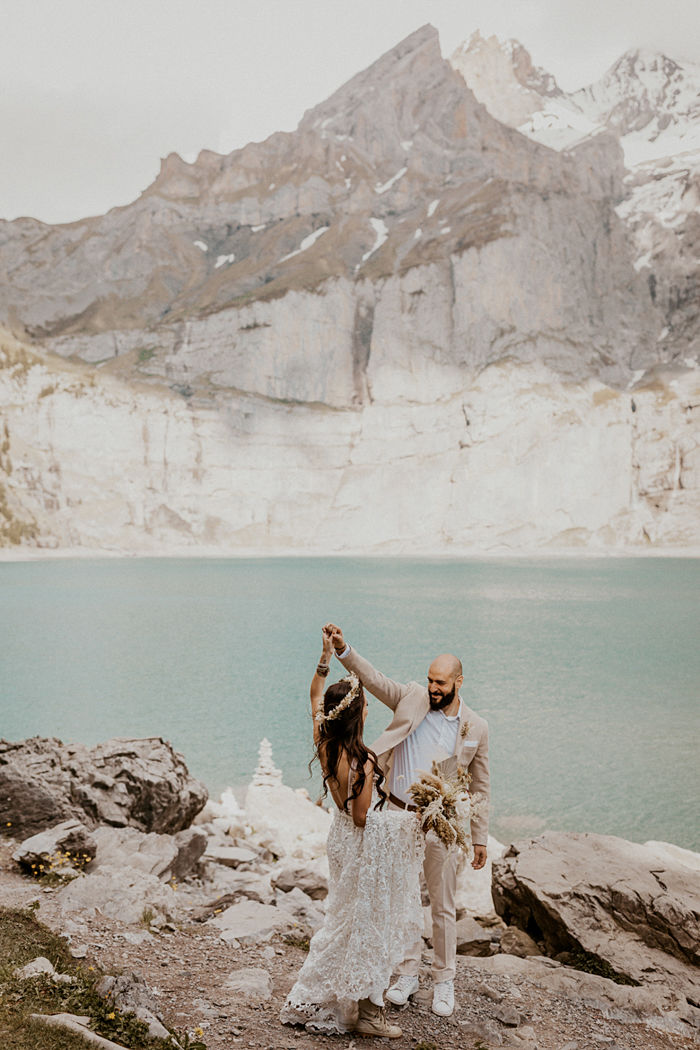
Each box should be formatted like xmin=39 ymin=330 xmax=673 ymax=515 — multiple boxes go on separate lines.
xmin=396 ymin=831 xmax=458 ymax=983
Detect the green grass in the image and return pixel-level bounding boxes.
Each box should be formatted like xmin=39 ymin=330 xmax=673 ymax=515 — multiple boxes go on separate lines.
xmin=0 ymin=904 xmax=206 ymax=1050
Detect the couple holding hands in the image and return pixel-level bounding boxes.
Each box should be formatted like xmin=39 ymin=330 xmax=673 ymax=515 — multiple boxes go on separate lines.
xmin=280 ymin=623 xmax=490 ymax=1039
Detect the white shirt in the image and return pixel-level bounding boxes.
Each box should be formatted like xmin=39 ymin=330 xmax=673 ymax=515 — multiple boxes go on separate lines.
xmin=389 ymin=698 xmax=462 ymax=804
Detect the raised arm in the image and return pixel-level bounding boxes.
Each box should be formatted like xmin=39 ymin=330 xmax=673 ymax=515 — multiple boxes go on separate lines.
xmin=310 ymin=627 xmax=334 ymax=745
xmin=325 ymin=623 xmax=406 ymax=711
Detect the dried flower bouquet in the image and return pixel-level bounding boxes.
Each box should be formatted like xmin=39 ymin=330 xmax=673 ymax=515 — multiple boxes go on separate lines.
xmin=408 ymin=762 xmax=486 ymax=860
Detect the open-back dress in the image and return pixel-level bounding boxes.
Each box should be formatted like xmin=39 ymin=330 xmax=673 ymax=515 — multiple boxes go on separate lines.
xmin=280 ymin=793 xmax=424 ymax=1034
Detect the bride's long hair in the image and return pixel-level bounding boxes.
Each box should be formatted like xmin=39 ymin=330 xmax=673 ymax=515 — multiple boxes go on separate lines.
xmin=311 ymin=678 xmax=387 ymax=813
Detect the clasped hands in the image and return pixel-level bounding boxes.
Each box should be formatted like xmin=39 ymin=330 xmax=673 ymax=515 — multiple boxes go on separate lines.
xmin=322 ymin=622 xmax=344 ymax=655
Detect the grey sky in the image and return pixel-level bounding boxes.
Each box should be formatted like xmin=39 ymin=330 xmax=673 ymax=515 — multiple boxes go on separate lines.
xmin=1 ymin=0 xmax=698 ymax=224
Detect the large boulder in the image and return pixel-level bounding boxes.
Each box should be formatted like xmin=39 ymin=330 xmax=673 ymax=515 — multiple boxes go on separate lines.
xmin=492 ymin=832 xmax=700 ymax=1021
xmin=0 ymin=736 xmax=207 ymax=837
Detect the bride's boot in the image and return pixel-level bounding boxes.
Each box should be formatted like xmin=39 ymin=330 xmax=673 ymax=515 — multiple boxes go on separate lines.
xmin=354 ymin=998 xmax=402 ymax=1039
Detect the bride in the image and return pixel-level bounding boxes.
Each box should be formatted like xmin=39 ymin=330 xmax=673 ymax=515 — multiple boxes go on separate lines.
xmin=280 ymin=627 xmax=424 ymax=1039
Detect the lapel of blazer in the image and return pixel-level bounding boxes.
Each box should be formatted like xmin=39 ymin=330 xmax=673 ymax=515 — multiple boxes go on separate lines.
xmin=453 ymin=697 xmax=469 ymax=758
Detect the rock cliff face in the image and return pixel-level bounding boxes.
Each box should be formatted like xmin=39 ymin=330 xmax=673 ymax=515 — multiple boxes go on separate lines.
xmin=0 ymin=26 xmax=698 ymax=553
xmin=1 ymin=329 xmax=698 ymax=552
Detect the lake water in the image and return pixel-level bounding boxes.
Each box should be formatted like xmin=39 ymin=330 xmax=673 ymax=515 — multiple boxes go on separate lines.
xmin=1 ymin=556 xmax=698 ymax=851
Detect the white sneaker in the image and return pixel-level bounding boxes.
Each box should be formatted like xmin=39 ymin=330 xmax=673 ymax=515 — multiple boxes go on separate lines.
xmin=385 ymin=975 xmax=419 ymax=1005
xmin=432 ymin=979 xmax=455 ymax=1017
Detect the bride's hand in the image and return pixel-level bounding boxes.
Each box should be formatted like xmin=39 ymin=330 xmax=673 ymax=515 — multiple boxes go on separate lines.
xmin=321 ymin=626 xmax=334 ymax=660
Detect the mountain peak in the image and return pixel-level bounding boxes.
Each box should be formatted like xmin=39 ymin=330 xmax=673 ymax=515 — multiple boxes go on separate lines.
xmin=450 ymin=31 xmax=560 ymax=127
xmin=299 ymin=23 xmax=441 ymax=127
xmin=611 ymin=47 xmax=682 ymax=76
xmin=572 ymin=44 xmax=700 ymax=140
xmin=296 ymin=22 xmax=491 ymax=178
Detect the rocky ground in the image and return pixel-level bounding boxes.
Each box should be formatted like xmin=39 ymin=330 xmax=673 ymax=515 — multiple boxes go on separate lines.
xmin=3 ymin=738 xmax=698 ymax=1050
xmin=1 ymin=842 xmax=697 ymax=1050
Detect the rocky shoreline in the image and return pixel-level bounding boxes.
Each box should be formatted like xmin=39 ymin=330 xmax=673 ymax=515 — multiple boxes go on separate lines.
xmin=1 ymin=735 xmax=698 ymax=1050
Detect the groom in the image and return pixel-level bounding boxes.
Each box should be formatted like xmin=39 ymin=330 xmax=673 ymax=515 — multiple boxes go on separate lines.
xmin=325 ymin=624 xmax=490 ymax=1019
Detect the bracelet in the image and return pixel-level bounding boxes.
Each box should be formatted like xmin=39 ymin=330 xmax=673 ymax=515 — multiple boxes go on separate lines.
xmin=316 ymin=663 xmax=330 ymax=677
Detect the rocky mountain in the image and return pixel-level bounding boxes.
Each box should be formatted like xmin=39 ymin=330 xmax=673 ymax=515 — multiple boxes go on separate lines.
xmin=0 ymin=25 xmax=698 ymax=554
xmin=451 ymin=33 xmax=700 ymax=361
xmin=0 ymin=25 xmax=662 ymax=390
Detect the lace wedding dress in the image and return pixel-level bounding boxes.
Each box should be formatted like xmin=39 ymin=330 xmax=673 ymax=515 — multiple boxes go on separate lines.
xmin=280 ymin=803 xmax=425 ymax=1034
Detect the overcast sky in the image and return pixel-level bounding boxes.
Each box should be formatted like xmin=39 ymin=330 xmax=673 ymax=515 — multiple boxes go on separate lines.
xmin=2 ymin=0 xmax=698 ymax=224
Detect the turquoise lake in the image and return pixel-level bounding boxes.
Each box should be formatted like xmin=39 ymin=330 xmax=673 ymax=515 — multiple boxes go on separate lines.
xmin=1 ymin=556 xmax=698 ymax=850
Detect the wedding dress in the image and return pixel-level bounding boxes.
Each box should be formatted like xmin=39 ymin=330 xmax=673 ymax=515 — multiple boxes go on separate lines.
xmin=280 ymin=801 xmax=425 ymax=1034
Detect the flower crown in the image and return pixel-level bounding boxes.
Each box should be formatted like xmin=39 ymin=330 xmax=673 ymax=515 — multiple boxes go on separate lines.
xmin=315 ymin=673 xmax=362 ymax=724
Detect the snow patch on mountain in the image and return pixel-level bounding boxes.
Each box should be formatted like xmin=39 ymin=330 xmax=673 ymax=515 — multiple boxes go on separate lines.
xmin=621 ymin=123 xmax=700 ymax=167
xmin=376 ymin=167 xmax=407 ymax=194
xmin=280 ymin=226 xmax=330 ymax=263
xmin=361 ymin=218 xmax=388 ymax=262
xmin=517 ymin=100 xmax=600 ymax=151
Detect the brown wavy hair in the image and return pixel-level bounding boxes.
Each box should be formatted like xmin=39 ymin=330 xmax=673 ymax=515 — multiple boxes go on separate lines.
xmin=311 ymin=678 xmax=387 ymax=813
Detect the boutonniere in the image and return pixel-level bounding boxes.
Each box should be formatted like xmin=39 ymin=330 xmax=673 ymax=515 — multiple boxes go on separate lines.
xmin=460 ymin=721 xmax=471 ymax=740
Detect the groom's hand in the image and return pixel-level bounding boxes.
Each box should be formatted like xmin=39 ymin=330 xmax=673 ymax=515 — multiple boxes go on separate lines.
xmin=472 ymin=844 xmax=487 ymax=870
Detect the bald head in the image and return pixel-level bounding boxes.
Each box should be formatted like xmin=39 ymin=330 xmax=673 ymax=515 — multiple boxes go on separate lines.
xmin=429 ymin=653 xmax=463 ymax=680
xmin=427 ymin=653 xmax=463 ymax=713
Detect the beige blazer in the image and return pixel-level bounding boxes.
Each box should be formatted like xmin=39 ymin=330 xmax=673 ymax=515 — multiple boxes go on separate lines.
xmin=339 ymin=646 xmax=490 ymax=846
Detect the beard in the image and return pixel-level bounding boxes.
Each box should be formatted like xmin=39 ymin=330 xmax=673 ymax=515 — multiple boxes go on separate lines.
xmin=429 ymin=683 xmax=456 ymax=711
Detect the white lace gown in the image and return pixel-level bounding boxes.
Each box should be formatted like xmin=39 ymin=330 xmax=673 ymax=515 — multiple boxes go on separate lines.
xmin=280 ymin=803 xmax=425 ymax=1034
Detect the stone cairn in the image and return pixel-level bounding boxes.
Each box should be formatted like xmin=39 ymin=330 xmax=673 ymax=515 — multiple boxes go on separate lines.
xmin=250 ymin=738 xmax=283 ymax=788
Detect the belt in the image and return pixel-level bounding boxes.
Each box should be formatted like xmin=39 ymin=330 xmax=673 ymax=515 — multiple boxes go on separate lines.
xmin=389 ymin=792 xmax=417 ymax=812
